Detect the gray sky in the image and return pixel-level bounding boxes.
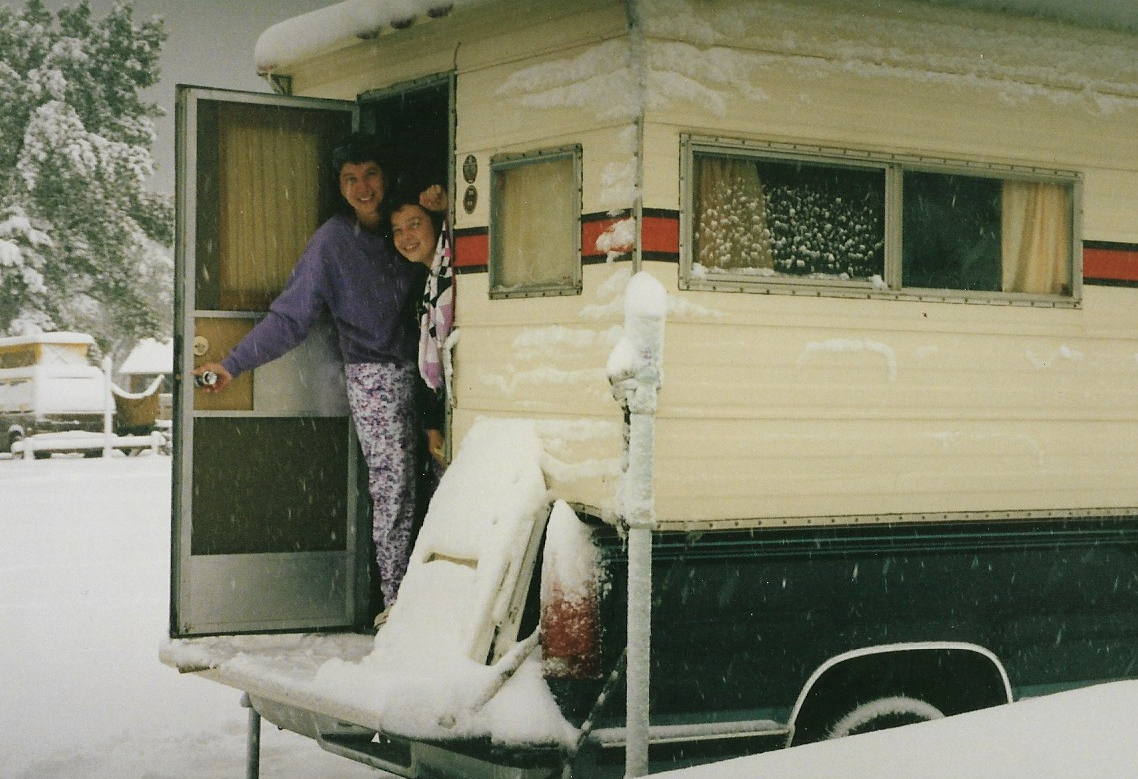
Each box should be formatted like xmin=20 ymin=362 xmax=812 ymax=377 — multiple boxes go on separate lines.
xmin=35 ymin=0 xmax=331 ymax=194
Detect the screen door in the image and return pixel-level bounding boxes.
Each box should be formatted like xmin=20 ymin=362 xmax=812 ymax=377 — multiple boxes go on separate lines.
xmin=171 ymin=86 xmax=362 ymax=635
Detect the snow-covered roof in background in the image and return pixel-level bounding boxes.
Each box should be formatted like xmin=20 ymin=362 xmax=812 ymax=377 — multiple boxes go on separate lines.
xmin=0 ymin=331 xmax=94 ymax=348
xmin=119 ymin=338 xmax=173 ymax=375
xmin=255 ymin=0 xmax=1138 ymax=74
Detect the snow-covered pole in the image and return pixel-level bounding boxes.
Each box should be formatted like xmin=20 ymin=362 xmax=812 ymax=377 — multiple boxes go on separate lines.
xmin=608 ymin=270 xmax=666 ymax=778
xmin=103 ymin=356 xmax=114 ymax=458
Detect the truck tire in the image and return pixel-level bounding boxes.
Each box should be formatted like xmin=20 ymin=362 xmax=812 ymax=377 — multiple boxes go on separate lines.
xmin=826 ymin=695 xmax=944 ymax=739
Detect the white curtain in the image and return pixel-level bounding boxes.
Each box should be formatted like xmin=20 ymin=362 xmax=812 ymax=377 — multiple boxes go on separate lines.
xmin=693 ymin=156 xmax=773 ymax=271
xmin=1001 ymin=181 xmax=1071 ymax=295
xmin=217 ymin=104 xmax=325 ymax=310
xmin=495 ymin=156 xmax=577 ymax=290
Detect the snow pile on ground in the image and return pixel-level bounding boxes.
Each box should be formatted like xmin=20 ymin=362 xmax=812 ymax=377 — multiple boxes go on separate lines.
xmin=657 ymin=680 xmax=1138 ymax=779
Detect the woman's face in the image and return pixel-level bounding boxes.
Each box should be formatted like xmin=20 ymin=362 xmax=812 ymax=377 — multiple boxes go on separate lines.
xmin=391 ymin=203 xmax=438 ymax=267
xmin=338 ymin=161 xmax=386 ymax=229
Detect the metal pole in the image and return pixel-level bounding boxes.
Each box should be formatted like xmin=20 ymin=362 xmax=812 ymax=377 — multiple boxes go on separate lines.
xmin=624 ymin=401 xmax=657 ymax=778
xmin=622 ymin=0 xmax=650 ymax=770
xmin=609 ymin=271 xmax=665 ymax=778
xmin=102 ymin=356 xmax=114 ymax=457
xmin=241 ymin=693 xmax=261 ymax=779
xmin=625 ymin=524 xmax=653 ymax=777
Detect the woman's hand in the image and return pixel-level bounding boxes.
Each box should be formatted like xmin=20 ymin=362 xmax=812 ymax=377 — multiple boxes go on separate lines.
xmin=192 ymin=362 xmax=233 ymax=393
xmin=427 ymin=428 xmax=446 ymax=467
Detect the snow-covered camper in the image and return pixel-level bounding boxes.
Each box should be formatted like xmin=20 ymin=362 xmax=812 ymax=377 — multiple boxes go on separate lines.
xmin=0 ymin=331 xmax=106 ymax=452
xmin=164 ymin=1 xmax=1138 ymax=776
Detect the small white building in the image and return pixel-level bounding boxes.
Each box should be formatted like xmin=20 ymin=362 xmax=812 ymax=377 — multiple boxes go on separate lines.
xmin=119 ymin=338 xmax=172 ymax=393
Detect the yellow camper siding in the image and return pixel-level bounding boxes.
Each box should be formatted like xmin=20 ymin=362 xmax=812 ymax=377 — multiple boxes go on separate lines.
xmin=639 ymin=2 xmax=1138 ymax=244
xmin=1084 ymin=167 xmax=1138 ymax=244
xmin=450 ymin=257 xmax=1138 ymax=527
xmin=646 ymin=262 xmax=1138 ymax=526
xmin=450 ymin=264 xmax=630 ymax=515
xmin=631 ymin=1 xmax=1138 ymax=526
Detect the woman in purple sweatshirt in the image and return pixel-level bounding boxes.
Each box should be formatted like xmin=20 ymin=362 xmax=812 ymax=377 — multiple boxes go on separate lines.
xmin=194 ymin=134 xmax=426 ymax=627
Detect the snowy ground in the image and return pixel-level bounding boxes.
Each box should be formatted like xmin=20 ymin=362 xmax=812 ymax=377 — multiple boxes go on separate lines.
xmin=0 ymin=453 xmax=380 ymax=779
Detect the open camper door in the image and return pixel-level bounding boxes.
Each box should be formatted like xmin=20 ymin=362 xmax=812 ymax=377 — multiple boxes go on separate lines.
xmin=171 ymin=87 xmax=361 ymax=636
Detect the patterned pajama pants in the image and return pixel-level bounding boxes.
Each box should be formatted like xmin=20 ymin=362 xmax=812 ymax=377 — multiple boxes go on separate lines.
xmin=345 ymin=362 xmax=418 ymax=607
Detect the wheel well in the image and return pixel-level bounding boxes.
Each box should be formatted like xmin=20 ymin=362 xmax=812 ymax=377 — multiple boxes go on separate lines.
xmin=787 ymin=642 xmax=1012 ymax=746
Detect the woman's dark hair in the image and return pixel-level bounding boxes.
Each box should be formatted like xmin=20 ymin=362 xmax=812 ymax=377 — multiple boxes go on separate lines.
xmin=330 ymin=132 xmax=391 ymax=178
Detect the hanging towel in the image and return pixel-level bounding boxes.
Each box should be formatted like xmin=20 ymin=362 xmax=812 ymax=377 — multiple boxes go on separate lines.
xmin=419 ymin=220 xmax=454 ymax=391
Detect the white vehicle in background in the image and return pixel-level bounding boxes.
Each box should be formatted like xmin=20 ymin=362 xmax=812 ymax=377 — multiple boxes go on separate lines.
xmin=0 ymin=332 xmax=107 ymax=454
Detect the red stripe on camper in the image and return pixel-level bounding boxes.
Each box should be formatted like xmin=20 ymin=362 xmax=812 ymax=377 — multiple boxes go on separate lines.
xmin=643 ymin=213 xmax=679 ymax=256
xmin=454 ymin=231 xmax=488 ymax=270
xmin=582 ymin=212 xmax=680 ymax=258
xmin=456 ymin=212 xmax=682 ymax=270
xmin=1084 ymin=245 xmax=1138 ymax=282
xmin=582 ymin=217 xmax=629 ymax=258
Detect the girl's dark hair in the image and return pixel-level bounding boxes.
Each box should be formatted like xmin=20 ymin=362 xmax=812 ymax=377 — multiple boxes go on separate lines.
xmin=387 ymin=185 xmax=445 ymax=237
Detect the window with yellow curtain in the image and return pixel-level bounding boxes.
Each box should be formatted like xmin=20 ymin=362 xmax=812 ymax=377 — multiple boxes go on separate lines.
xmin=693 ymin=153 xmax=885 ymax=280
xmin=902 ymin=172 xmax=1073 ymax=295
xmin=195 ymin=101 xmax=348 ymax=311
xmin=684 ymin=138 xmax=1077 ymax=304
xmin=490 ymin=147 xmax=581 ymax=298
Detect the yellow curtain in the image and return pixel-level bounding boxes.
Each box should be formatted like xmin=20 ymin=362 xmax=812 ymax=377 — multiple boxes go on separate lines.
xmin=693 ymin=156 xmax=773 ymax=271
xmin=217 ymin=104 xmax=324 ymax=310
xmin=495 ymin=157 xmax=576 ymax=290
xmin=1001 ymin=181 xmax=1071 ymax=295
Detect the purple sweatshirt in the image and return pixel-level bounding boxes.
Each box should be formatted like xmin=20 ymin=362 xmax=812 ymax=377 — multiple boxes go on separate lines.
xmin=222 ymin=214 xmax=423 ymax=378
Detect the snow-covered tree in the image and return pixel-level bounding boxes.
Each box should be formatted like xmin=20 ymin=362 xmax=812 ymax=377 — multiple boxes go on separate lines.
xmin=0 ymin=0 xmax=171 ymax=355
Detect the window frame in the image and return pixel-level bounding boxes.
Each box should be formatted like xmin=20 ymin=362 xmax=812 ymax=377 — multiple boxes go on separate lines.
xmin=489 ymin=144 xmax=583 ymax=300
xmin=680 ymin=135 xmax=1083 ymax=307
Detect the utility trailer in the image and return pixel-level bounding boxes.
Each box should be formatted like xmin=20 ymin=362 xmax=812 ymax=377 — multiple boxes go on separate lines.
xmin=0 ymin=332 xmax=108 ymax=453
xmin=163 ymin=1 xmax=1138 ymax=776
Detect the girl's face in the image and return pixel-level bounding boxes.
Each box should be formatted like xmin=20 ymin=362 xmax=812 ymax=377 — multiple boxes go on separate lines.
xmin=338 ymin=161 xmax=386 ymax=229
xmin=391 ymin=204 xmax=438 ymax=267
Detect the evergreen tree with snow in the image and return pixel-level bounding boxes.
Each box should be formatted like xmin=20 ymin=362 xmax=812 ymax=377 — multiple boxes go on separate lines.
xmin=0 ymin=0 xmax=171 ymax=355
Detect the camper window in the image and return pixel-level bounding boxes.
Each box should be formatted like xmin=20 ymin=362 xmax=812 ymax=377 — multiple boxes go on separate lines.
xmin=489 ymin=145 xmax=582 ymax=299
xmin=682 ymin=139 xmax=1078 ymax=305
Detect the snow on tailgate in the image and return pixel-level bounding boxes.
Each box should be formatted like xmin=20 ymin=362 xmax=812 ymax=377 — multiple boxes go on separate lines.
xmin=162 ymin=417 xmax=577 ymax=748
